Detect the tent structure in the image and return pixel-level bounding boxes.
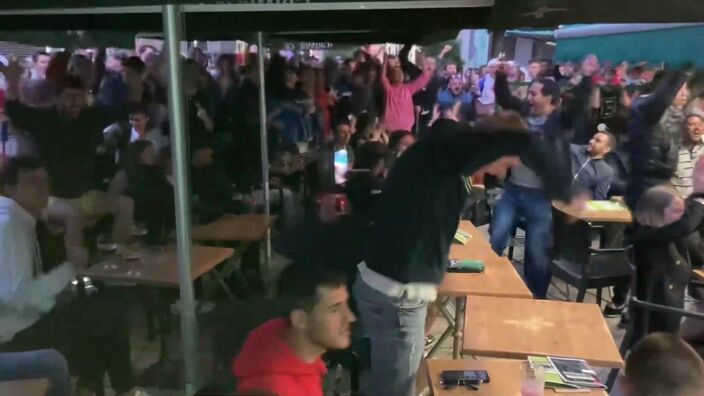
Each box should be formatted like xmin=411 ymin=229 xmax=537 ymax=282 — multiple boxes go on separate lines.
xmin=554 ymin=23 xmax=704 ymax=66
xmin=3 ymin=1 xmax=704 ymax=394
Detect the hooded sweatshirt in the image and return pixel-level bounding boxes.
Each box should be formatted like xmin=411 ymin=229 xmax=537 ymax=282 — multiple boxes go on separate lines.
xmin=232 ymin=318 xmax=327 ymax=396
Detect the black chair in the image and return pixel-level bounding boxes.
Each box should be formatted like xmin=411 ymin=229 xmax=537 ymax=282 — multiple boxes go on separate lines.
xmin=549 ymin=207 xmax=631 ymax=306
xmin=604 ymin=150 xmax=630 ymax=199
xmin=605 ymin=295 xmax=704 ymax=390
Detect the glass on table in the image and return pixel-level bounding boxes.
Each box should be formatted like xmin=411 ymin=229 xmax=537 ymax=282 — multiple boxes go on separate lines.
xmin=521 ymin=361 xmax=545 ymax=396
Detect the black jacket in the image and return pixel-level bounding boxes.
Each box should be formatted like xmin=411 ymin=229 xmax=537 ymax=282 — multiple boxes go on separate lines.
xmin=364 ymin=119 xmax=571 ymax=284
xmin=632 ymin=196 xmax=704 ymax=340
xmin=626 ymin=71 xmax=689 ymax=210
xmin=6 ymin=100 xmax=128 ymax=198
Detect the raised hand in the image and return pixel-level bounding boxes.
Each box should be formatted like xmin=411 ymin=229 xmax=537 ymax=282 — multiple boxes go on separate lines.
xmin=580 ymin=54 xmax=600 ymax=77
xmin=0 ymin=58 xmax=25 ymax=98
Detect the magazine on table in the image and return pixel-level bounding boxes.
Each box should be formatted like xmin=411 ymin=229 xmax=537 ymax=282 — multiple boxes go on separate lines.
xmin=528 ymin=356 xmax=606 ymax=392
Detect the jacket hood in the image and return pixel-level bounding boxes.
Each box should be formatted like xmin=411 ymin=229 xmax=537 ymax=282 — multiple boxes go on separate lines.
xmin=232 ymin=318 xmax=327 ymax=379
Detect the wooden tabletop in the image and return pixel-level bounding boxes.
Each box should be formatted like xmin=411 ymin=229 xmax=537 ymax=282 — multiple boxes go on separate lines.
xmin=439 ymin=258 xmax=532 ymax=299
xmin=439 ymin=221 xmax=532 ymax=299
xmin=0 ymin=379 xmax=49 ymax=396
xmin=426 ymin=359 xmax=607 ymax=396
xmin=191 ymin=214 xmax=276 ymax=242
xmin=82 ymin=245 xmax=235 ymax=287
xmin=463 ymin=296 xmax=624 ymax=368
xmin=553 ymin=200 xmax=632 ymax=224
xmin=694 ymin=269 xmax=704 ymax=282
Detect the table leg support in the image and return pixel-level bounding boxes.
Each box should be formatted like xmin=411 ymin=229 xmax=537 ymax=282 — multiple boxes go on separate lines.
xmin=452 ymin=296 xmax=466 ymax=359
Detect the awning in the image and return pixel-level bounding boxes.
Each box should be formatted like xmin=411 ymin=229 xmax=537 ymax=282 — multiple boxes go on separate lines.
xmin=554 ymin=24 xmax=704 ymax=66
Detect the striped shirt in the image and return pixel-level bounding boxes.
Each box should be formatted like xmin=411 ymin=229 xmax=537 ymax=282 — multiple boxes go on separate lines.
xmin=671 ymin=142 xmax=704 ymax=197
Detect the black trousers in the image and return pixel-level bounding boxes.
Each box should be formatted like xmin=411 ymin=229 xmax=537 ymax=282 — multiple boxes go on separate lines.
xmin=0 ymin=288 xmax=134 ymax=393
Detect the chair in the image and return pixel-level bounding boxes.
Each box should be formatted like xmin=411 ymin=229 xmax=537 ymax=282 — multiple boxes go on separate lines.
xmin=604 ymin=150 xmax=630 ymax=198
xmin=549 ymin=207 xmax=631 ymax=306
xmin=605 ymin=294 xmax=704 ymax=390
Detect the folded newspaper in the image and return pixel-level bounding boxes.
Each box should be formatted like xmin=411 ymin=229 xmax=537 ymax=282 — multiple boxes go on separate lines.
xmin=528 ymin=356 xmax=606 ymax=392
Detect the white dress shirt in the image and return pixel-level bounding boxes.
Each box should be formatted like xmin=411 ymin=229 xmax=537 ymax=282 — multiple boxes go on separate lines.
xmin=0 ymin=197 xmax=75 ymax=342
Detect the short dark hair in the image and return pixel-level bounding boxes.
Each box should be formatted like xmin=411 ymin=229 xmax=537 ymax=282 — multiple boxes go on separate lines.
xmin=129 ymin=103 xmax=150 ymax=118
xmin=278 ymin=265 xmax=346 ymax=316
xmin=531 ymin=78 xmax=561 ymax=105
xmin=122 ymin=56 xmax=146 ymax=74
xmin=58 ymin=74 xmax=86 ymax=93
xmin=32 ymin=51 xmax=49 ymax=63
xmin=625 ymin=332 xmax=704 ymax=396
xmin=0 ymin=156 xmax=44 ymax=188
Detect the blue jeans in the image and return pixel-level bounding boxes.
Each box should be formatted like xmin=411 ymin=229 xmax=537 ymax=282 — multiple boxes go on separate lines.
xmin=353 ymin=273 xmax=427 ymax=396
xmin=0 ymin=349 xmax=71 ymax=396
xmin=490 ymin=183 xmax=553 ymax=298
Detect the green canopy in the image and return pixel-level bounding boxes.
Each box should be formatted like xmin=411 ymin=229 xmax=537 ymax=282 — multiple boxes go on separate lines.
xmin=0 ymin=30 xmax=137 ymax=49
xmin=555 ymin=24 xmax=704 ymax=66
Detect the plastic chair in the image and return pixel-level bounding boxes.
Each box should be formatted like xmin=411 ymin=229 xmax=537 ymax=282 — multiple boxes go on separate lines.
xmin=549 ymin=207 xmax=631 ymax=306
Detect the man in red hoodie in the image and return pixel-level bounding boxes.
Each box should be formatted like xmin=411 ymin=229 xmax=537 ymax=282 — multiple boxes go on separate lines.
xmin=232 ymin=267 xmax=356 ymax=396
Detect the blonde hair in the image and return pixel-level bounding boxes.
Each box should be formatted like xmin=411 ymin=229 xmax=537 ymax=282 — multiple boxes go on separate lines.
xmin=635 ymin=186 xmax=679 ymax=228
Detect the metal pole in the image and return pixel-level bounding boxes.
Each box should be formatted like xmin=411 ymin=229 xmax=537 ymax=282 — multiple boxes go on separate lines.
xmin=256 ymin=31 xmax=272 ymax=273
xmin=163 ymin=5 xmax=199 ymax=394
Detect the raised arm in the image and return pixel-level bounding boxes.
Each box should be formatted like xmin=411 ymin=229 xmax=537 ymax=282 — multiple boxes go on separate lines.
xmin=399 ymin=44 xmax=422 ymax=80
xmin=636 ymin=69 xmax=689 ymax=126
xmin=494 ymin=70 xmax=528 ymax=115
xmin=640 ymin=196 xmax=704 ymax=242
xmin=406 ymin=70 xmax=432 ymax=95
xmin=380 ymin=56 xmax=392 ymax=92
xmin=429 ymin=120 xmax=571 ymax=201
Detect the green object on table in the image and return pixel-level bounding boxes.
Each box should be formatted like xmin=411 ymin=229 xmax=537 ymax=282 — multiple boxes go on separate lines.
xmin=448 ymin=259 xmax=485 ymax=273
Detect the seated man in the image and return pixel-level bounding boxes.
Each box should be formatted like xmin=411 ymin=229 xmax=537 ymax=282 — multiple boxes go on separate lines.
xmin=232 ymin=266 xmax=356 ymax=396
xmin=621 ymin=332 xmax=704 ymax=396
xmin=0 ymin=157 xmax=137 ymax=396
xmin=570 ymin=124 xmax=616 ymax=200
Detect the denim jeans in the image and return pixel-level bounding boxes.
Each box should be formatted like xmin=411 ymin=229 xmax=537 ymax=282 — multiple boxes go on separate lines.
xmin=0 ymin=349 xmax=71 ymax=396
xmin=353 ymin=273 xmax=428 ymax=396
xmin=490 ymin=183 xmax=553 ymax=298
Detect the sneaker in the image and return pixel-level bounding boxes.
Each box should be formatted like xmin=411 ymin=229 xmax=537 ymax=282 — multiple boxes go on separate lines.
xmin=97 ymin=241 xmax=118 ymax=252
xmin=604 ymin=301 xmax=627 ymax=318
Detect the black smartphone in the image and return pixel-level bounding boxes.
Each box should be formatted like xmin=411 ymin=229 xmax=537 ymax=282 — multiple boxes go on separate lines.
xmin=440 ymin=370 xmax=491 ymax=385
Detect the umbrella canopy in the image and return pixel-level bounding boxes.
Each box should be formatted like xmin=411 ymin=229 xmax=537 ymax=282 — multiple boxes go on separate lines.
xmin=554 ymin=24 xmax=704 ymax=66
xmin=492 ymin=0 xmax=704 ymax=28
xmin=0 ymin=1 xmax=492 ymax=44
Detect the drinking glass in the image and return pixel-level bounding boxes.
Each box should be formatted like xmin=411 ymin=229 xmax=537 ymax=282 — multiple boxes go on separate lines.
xmin=521 ymin=361 xmax=545 ymax=396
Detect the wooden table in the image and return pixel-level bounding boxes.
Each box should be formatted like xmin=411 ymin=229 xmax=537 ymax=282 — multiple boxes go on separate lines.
xmin=82 ymin=245 xmax=235 ymax=288
xmin=431 ymin=221 xmax=532 ymax=359
xmin=463 ymin=296 xmax=624 ymax=368
xmin=693 ymin=269 xmax=704 ymax=282
xmin=426 ymin=359 xmax=607 ymax=396
xmin=0 ymin=379 xmax=49 ymax=396
xmin=191 ymin=214 xmax=276 ymax=242
xmin=553 ymin=200 xmax=632 ymax=224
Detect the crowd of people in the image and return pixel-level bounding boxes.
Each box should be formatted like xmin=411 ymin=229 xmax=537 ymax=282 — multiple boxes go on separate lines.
xmin=0 ymin=41 xmax=704 ymax=396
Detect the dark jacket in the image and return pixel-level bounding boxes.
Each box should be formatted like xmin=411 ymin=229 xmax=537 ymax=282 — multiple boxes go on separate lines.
xmin=626 ymin=71 xmax=689 ymax=210
xmin=569 ymin=144 xmax=614 ymax=200
xmin=364 ymin=119 xmax=571 ymax=284
xmin=5 ymin=100 xmax=127 ymax=198
xmin=632 ymin=196 xmax=704 ymax=341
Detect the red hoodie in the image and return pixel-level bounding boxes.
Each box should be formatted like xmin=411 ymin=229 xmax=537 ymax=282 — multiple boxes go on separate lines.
xmin=232 ymin=318 xmax=327 ymax=396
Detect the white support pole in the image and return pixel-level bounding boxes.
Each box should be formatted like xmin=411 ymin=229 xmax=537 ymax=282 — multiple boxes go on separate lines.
xmin=256 ymin=31 xmax=272 ymax=274
xmin=162 ymin=4 xmax=200 ymax=395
